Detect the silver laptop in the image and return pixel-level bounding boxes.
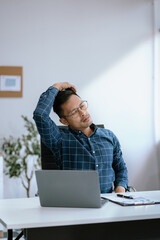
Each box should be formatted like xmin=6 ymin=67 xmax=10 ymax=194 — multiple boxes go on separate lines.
xmin=35 ymin=170 xmax=108 ymax=208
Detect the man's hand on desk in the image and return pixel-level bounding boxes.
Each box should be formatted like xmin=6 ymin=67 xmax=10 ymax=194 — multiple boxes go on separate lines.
xmin=115 ymin=186 xmax=125 ymax=193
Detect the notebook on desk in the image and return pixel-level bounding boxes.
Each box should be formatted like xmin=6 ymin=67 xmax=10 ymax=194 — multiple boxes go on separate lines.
xmin=102 ymin=194 xmax=160 ymax=206
xmin=35 ymin=170 xmax=108 ymax=208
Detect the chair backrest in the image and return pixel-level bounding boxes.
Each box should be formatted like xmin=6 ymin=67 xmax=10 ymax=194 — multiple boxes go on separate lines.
xmin=40 ymin=124 xmax=104 ymax=170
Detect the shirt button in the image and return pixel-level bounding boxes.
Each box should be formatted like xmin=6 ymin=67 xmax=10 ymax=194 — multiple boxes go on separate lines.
xmin=93 ymin=151 xmax=95 ymax=154
xmin=96 ymin=164 xmax=98 ymax=167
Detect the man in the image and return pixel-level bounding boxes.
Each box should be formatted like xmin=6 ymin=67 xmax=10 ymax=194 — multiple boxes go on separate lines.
xmin=33 ymin=82 xmax=128 ymax=193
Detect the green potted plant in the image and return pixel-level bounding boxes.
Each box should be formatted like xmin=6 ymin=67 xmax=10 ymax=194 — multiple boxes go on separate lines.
xmin=1 ymin=115 xmax=41 ymax=197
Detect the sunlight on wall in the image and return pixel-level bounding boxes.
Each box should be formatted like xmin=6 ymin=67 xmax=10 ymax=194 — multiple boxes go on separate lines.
xmin=154 ymin=32 xmax=160 ymax=143
xmin=80 ymin=39 xmax=153 ymax=143
xmin=80 ymin=39 xmax=160 ymax=188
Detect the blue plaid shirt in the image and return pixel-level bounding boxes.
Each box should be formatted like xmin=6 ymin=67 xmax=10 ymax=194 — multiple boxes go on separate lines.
xmin=33 ymin=86 xmax=128 ymax=193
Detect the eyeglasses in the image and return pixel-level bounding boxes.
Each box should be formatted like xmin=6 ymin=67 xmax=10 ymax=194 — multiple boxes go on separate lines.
xmin=63 ymin=100 xmax=88 ymax=119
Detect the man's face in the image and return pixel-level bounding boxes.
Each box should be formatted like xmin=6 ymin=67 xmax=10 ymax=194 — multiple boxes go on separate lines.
xmin=60 ymin=94 xmax=92 ymax=130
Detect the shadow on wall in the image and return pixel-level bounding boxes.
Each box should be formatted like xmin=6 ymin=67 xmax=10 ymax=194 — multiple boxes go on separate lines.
xmin=132 ymin=144 xmax=160 ymax=191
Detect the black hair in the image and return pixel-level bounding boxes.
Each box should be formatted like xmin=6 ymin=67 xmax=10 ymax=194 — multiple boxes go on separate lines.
xmin=53 ymin=88 xmax=79 ymax=118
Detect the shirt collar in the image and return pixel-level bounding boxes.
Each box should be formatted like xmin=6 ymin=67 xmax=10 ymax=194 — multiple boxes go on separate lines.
xmin=68 ymin=123 xmax=97 ymax=135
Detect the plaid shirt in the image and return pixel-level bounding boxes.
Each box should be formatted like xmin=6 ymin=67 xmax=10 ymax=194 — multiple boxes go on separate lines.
xmin=33 ymin=86 xmax=128 ymax=193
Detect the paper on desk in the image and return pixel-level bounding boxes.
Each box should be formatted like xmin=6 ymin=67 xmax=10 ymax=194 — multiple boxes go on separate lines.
xmin=103 ymin=196 xmax=156 ymax=206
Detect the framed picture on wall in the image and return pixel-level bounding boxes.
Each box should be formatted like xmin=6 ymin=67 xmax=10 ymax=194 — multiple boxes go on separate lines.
xmin=0 ymin=66 xmax=23 ymax=98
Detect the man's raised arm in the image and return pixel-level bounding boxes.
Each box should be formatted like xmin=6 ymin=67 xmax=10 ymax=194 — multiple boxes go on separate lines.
xmin=33 ymin=82 xmax=76 ymax=151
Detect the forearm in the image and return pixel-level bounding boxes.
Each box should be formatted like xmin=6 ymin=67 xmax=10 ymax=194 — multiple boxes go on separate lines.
xmin=112 ymin=134 xmax=128 ymax=190
xmin=33 ymin=86 xmax=58 ymax=117
xmin=33 ymin=86 xmax=60 ymax=149
xmin=114 ymin=161 xmax=128 ymax=188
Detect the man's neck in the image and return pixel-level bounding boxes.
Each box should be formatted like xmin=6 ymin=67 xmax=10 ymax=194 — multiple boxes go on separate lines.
xmin=81 ymin=126 xmax=93 ymax=137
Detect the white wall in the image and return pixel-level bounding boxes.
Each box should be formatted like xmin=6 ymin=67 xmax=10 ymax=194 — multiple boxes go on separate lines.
xmin=0 ymin=0 xmax=160 ymax=198
xmin=0 ymin=155 xmax=3 ymax=198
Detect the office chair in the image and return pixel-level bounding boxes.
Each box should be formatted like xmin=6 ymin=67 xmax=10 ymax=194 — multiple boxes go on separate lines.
xmin=40 ymin=124 xmax=136 ymax=192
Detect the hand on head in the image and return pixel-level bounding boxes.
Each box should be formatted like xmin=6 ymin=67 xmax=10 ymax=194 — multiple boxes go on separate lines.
xmin=53 ymin=82 xmax=77 ymax=93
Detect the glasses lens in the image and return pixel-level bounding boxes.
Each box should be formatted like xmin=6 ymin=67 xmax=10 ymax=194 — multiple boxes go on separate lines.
xmin=69 ymin=109 xmax=78 ymax=117
xmin=67 ymin=101 xmax=88 ymax=118
xmin=80 ymin=101 xmax=88 ymax=110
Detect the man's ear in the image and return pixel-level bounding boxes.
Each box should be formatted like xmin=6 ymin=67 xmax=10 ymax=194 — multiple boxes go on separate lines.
xmin=59 ymin=117 xmax=69 ymax=126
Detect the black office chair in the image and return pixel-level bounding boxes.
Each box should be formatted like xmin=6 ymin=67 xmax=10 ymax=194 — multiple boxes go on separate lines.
xmin=40 ymin=124 xmax=136 ymax=192
xmin=41 ymin=139 xmax=60 ymax=170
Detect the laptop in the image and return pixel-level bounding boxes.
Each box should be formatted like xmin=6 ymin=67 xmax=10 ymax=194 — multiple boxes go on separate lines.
xmin=35 ymin=170 xmax=108 ymax=208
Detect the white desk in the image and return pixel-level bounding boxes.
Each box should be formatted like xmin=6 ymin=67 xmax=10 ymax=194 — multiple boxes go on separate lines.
xmin=0 ymin=190 xmax=160 ymax=240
